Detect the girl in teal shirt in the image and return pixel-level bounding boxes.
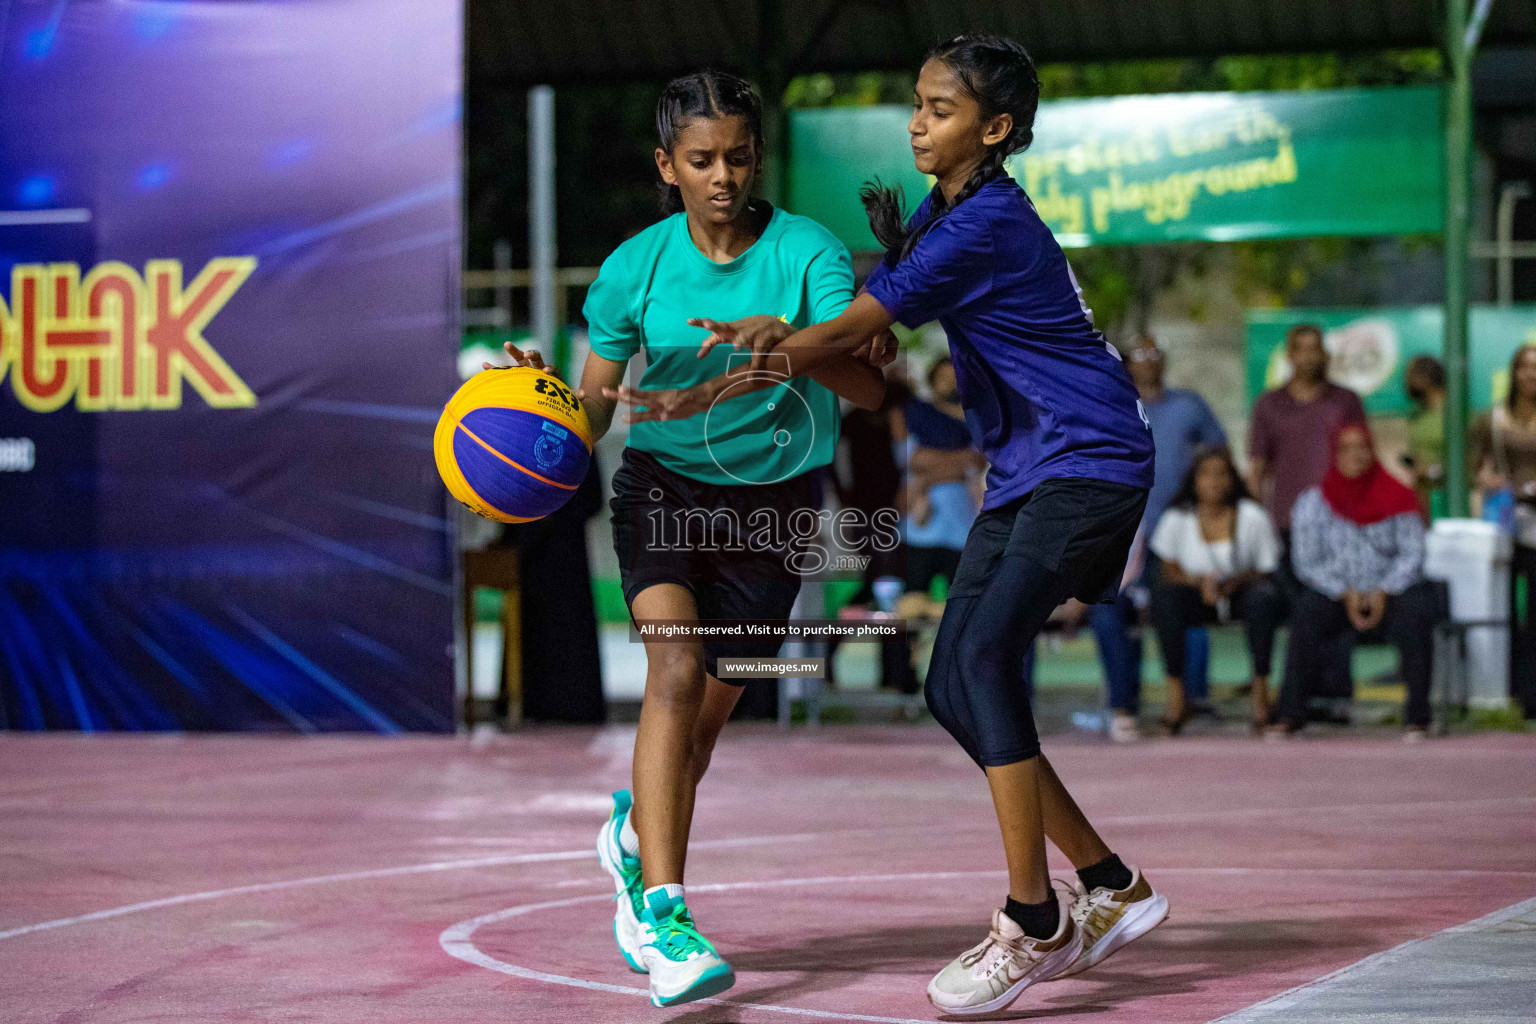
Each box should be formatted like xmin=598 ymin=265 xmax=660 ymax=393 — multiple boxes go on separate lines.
xmin=497 ymin=71 xmax=888 ymax=1007
xmin=611 ymin=37 xmax=1167 ymax=1016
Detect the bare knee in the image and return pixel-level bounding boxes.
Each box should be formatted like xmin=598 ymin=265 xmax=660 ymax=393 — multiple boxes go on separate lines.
xmin=645 ymin=647 xmax=706 ymax=711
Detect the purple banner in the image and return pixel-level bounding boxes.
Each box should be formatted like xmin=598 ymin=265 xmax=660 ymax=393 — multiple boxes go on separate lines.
xmin=0 ymin=1 xmax=462 ymax=731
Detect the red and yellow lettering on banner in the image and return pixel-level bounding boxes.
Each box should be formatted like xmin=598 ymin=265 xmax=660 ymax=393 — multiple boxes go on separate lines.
xmin=0 ymin=257 xmax=257 ymax=412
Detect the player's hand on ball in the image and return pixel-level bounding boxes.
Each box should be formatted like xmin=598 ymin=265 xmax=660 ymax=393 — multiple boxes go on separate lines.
xmin=482 ymin=342 xmax=584 ymax=399
xmin=603 ymin=382 xmax=712 ymax=424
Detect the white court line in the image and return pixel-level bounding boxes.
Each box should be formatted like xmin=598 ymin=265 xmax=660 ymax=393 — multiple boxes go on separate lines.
xmin=4 ymin=792 xmax=1531 ymax=944
xmin=441 ymin=868 xmax=1536 ymax=1024
xmin=0 ymin=828 xmax=871 ymax=943
xmin=1204 ymin=894 xmax=1536 ymax=1023
xmin=441 ymin=871 xmax=1005 ymax=1024
xmin=0 ymin=850 xmax=591 ymax=942
xmin=1091 ymin=795 xmax=1536 ymax=828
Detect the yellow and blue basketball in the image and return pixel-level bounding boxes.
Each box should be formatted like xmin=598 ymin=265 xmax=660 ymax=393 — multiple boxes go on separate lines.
xmin=433 ymin=367 xmax=593 ymax=523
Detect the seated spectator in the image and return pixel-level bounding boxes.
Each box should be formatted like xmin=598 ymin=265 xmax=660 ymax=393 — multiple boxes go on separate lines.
xmin=1116 ymin=332 xmax=1227 ymax=726
xmin=901 ymin=357 xmax=984 ymax=592
xmin=1273 ymin=424 xmax=1438 ymax=741
xmin=1149 ymin=446 xmax=1283 ymax=735
xmin=827 ymin=374 xmax=909 ymax=691
xmin=902 ymin=357 xmax=984 ymax=527
xmin=1470 ymin=343 xmax=1536 ymax=717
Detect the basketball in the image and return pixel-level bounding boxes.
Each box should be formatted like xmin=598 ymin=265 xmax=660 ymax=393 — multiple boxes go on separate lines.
xmin=433 ymin=366 xmax=593 ymax=523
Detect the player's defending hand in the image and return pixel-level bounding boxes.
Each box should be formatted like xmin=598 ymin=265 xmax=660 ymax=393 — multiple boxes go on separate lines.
xmin=603 ymin=381 xmax=713 ymax=424
xmin=482 ymin=341 xmax=584 ymax=400
xmin=689 ymin=315 xmax=793 ymax=370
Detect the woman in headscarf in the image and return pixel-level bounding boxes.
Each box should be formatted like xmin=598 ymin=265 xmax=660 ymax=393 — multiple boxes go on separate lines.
xmin=1272 ymin=423 xmax=1438 ymax=740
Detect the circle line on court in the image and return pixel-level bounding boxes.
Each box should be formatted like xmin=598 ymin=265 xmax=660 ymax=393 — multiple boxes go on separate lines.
xmin=0 ymin=828 xmax=891 ymax=943
xmin=4 ymin=795 xmax=1531 ymax=943
xmin=439 ymin=867 xmax=1536 ymax=1024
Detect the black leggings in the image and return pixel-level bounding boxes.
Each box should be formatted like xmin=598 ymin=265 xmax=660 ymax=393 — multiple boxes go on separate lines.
xmin=925 ymin=553 xmax=1076 ymax=767
xmin=924 ymin=478 xmax=1146 ymax=768
xmin=1150 ymin=575 xmax=1283 ymax=680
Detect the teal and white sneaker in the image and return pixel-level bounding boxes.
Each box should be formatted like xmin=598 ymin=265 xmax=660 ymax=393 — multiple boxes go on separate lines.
xmin=596 ymin=790 xmax=646 ymax=973
xmin=636 ymin=888 xmax=735 ymax=1006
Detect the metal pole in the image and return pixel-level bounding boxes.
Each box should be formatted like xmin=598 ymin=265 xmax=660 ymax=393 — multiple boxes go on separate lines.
xmin=529 ymin=86 xmax=557 ymax=355
xmin=1443 ymin=0 xmax=1473 ymax=518
xmin=493 ymin=238 xmax=512 ymax=330
xmin=756 ymin=0 xmax=788 ymax=207
xmin=1496 ymin=182 xmax=1530 ymax=307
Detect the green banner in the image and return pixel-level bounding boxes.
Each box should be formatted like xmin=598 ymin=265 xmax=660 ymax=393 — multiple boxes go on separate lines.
xmin=1246 ymin=306 xmax=1536 ymax=416
xmin=789 ymin=86 xmax=1443 ymax=251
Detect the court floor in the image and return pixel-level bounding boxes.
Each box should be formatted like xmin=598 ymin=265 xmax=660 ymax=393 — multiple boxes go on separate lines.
xmin=2 ymin=726 xmax=1532 ymax=1022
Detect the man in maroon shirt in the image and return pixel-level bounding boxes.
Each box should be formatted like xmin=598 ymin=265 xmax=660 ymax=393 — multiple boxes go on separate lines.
xmin=1247 ymin=324 xmax=1368 ymax=532
xmin=1248 ymin=323 xmax=1367 ymax=710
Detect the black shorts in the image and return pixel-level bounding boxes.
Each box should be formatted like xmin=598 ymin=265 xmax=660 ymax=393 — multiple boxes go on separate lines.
xmin=948 ymin=477 xmax=1147 ymax=605
xmin=609 ymin=447 xmax=814 ymax=682
xmin=904 ymin=544 xmax=963 ymax=597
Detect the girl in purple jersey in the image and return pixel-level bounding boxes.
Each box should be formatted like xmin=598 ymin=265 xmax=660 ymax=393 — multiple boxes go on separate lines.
xmin=609 ymin=34 xmax=1167 ymax=1016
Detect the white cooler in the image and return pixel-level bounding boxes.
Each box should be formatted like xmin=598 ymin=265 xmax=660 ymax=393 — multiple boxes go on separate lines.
xmin=1422 ymin=519 xmax=1513 ymax=709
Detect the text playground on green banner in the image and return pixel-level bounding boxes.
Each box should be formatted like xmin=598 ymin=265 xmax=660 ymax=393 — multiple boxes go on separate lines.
xmin=789 ymin=86 xmax=1443 ymax=251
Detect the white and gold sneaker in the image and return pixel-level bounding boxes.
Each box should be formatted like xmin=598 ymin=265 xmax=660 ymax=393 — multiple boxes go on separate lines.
xmin=1053 ymin=866 xmax=1168 ymax=979
xmin=926 ymin=905 xmax=1081 ymax=1016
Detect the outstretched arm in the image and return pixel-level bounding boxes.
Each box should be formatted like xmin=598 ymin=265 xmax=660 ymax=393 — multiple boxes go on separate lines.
xmin=690 ymin=313 xmax=892 ymax=412
xmin=807 ymin=356 xmax=887 ymax=411
xmin=608 ymin=294 xmax=895 ymax=423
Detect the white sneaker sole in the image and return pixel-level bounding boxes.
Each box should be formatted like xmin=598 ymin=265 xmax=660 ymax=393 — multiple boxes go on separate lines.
xmin=595 ymin=816 xmax=646 ymax=974
xmin=926 ymin=928 xmax=1083 ymax=1017
xmin=1055 ymin=893 xmax=1169 ymax=979
xmin=642 ymin=953 xmax=735 ymax=1006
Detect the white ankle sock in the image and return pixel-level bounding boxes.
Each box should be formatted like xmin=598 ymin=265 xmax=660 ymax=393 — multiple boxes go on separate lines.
xmin=644 ymin=883 xmax=685 ymax=907
xmin=619 ymin=812 xmax=640 ymax=858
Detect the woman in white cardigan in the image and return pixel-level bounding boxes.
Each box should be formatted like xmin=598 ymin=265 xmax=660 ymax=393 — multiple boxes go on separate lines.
xmin=1149 ymin=446 xmax=1283 ymax=734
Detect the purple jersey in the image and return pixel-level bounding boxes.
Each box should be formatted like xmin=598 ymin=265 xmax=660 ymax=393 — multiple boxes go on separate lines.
xmin=865 ymin=175 xmax=1153 ymax=510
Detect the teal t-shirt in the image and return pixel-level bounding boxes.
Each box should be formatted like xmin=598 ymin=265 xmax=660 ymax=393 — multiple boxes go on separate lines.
xmin=582 ymin=206 xmax=852 ymax=486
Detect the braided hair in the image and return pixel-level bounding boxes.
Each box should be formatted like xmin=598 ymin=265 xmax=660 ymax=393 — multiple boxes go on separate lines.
xmin=860 ymin=34 xmax=1039 ymax=265
xmin=654 ymin=70 xmax=764 ymax=214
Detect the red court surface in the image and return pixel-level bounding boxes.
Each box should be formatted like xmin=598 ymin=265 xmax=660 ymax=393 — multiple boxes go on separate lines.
xmin=2 ymin=727 xmax=1533 ymax=1023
